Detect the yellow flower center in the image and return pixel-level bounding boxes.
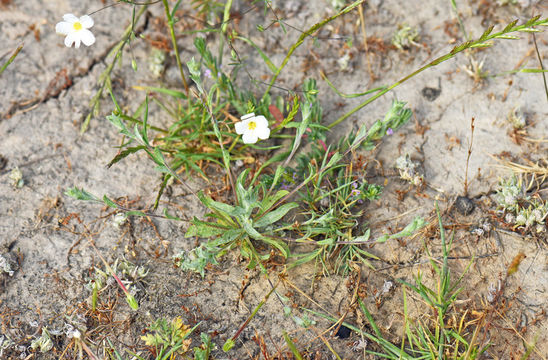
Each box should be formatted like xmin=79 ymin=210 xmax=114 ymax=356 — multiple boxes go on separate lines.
xmin=73 ymin=22 xmax=83 ymax=31
xmin=247 ymin=121 xmax=257 ymax=130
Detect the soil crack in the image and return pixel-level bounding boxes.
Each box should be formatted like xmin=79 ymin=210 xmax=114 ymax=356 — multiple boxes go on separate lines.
xmin=1 ymin=11 xmax=151 ymax=121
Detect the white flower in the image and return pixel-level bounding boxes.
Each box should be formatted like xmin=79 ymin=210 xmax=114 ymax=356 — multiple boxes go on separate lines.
xmin=235 ymin=113 xmax=270 ymax=144
xmin=55 ymin=14 xmax=95 ymax=49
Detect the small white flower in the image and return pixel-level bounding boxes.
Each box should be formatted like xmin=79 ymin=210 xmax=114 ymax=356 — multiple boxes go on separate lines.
xmin=112 ymin=213 xmax=127 ymax=228
xmin=235 ymin=113 xmax=270 ymax=144
xmin=55 ymin=14 xmax=95 ymax=49
xmin=515 ymin=214 xmax=527 ymax=226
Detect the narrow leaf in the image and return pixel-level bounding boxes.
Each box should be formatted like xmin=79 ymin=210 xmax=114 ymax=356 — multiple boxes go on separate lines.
xmin=103 ymin=196 xmax=118 ymax=209
xmin=254 ymin=202 xmax=298 ymax=228
xmin=107 ymin=146 xmax=147 ymax=168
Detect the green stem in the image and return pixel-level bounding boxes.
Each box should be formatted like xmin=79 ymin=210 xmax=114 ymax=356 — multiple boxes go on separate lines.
xmin=329 ymin=16 xmax=548 ymax=129
xmin=161 ymin=0 xmax=189 ymax=96
xmin=221 ymin=0 xmax=233 ymax=35
xmin=0 ymin=43 xmax=23 ymax=77
xmin=261 ymin=0 xmax=364 ymax=102
xmin=328 ymin=53 xmax=452 ymax=129
xmin=82 ymin=5 xmax=148 ymax=133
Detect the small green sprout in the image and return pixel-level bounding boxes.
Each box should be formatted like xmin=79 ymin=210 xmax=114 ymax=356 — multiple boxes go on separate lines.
xmin=141 ymin=317 xmax=197 ymax=355
xmin=0 ymin=255 xmax=14 ymax=276
xmin=30 ymin=327 xmax=53 ymax=353
xmin=392 ymin=24 xmax=420 ymax=51
xmin=148 ymin=48 xmax=166 ymax=78
xmin=395 ymin=154 xmax=424 ymax=186
xmin=8 ymin=167 xmax=24 ymax=188
xmin=508 ymin=106 xmax=526 ymax=129
xmin=496 ymin=175 xmax=548 ymax=232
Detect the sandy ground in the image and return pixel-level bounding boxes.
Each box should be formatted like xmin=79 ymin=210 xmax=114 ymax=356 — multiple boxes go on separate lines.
xmin=1 ymin=0 xmax=547 ymax=359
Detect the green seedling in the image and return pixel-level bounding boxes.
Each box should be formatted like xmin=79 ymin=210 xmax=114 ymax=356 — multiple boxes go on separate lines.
xmin=392 ymin=24 xmax=420 ymax=51
xmin=495 ymin=174 xmax=547 ymax=233
xmin=306 ymin=204 xmax=487 ymax=359
xmin=141 ymin=317 xmax=197 ymax=356
xmin=30 ymin=327 xmax=53 ymax=353
xmin=0 ymin=44 xmax=23 ymax=77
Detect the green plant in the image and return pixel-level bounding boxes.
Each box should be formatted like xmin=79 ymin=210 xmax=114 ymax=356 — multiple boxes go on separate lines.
xmin=392 ymin=24 xmax=420 ymax=51
xmin=140 ymin=317 xmax=196 ymax=358
xmin=307 ymin=204 xmax=488 ymax=359
xmin=495 ymin=175 xmax=548 ymax=233
xmin=65 ymin=0 xmax=547 ymax=281
xmin=174 ymin=169 xmax=298 ymax=274
xmin=0 ymin=44 xmax=23 ymax=77
xmin=54 ymin=1 xmax=548 ymax=357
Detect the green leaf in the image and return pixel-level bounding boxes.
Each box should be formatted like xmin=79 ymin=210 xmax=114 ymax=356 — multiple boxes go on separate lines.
xmin=185 ymin=218 xmax=229 ymax=238
xmin=141 ymin=95 xmax=150 ymax=146
xmin=353 ymin=228 xmax=371 ymax=242
xmin=219 ymin=229 xmax=244 ymax=245
xmin=126 ymin=292 xmax=139 ymax=310
xmin=376 ymin=216 xmax=425 ymax=243
xmin=283 ymin=331 xmax=303 ymax=360
xmin=254 ymin=202 xmax=298 ymax=228
xmin=132 ymin=85 xmax=187 ymax=99
xmin=125 ymin=210 xmax=147 ymax=217
xmin=150 ymin=147 xmax=166 ymax=166
xmin=222 ymin=338 xmax=235 ymax=352
xmin=0 ymin=44 xmax=23 ymax=76
xmin=102 ymin=196 xmax=118 ymax=209
xmin=64 ymin=187 xmax=100 ymax=202
xmin=323 ymin=151 xmax=342 ymax=169
xmin=289 ymin=248 xmax=322 ymax=268
xmin=494 ymin=35 xmax=519 ymax=40
xmin=241 ymin=218 xmax=290 ymax=258
xmin=107 ymin=113 xmax=132 ymax=138
xmin=163 ymin=207 xmax=185 ymax=221
xmin=236 ymin=36 xmax=279 ymax=73
xmin=517 ymin=28 xmax=542 ymax=32
xmin=259 ymin=189 xmax=289 ymax=213
xmin=518 ymin=68 xmax=548 ymax=73
xmin=106 ymin=146 xmax=147 ymax=168
xmin=469 ymin=42 xmax=492 ymax=48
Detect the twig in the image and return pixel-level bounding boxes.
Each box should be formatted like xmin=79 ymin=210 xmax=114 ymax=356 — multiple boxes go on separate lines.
xmin=464 ymin=117 xmax=475 ymax=196
xmin=358 ymin=4 xmax=375 ymax=82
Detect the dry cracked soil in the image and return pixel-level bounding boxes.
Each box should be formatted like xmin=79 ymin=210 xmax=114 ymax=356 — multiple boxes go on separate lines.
xmin=0 ymin=0 xmax=547 ymax=359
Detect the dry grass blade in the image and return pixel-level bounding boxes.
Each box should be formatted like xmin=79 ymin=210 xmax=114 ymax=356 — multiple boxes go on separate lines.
xmin=490 ymin=156 xmax=548 ymax=182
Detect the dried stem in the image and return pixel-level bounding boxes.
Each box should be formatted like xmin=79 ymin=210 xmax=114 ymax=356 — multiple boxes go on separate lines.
xmin=464 ymin=117 xmax=475 ymax=196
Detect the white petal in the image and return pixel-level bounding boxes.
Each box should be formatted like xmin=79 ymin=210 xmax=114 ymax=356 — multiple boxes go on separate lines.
xmin=79 ymin=15 xmax=94 ymax=29
xmin=55 ymin=21 xmax=72 ymax=35
xmin=256 ymin=125 xmax=270 ymax=140
xmin=80 ymin=29 xmax=95 ymax=46
xmin=64 ymin=32 xmax=77 ymax=47
xmin=242 ymin=132 xmax=258 ymax=144
xmin=235 ymin=120 xmax=247 ymax=135
xmin=63 ymin=14 xmax=79 ymax=23
xmin=253 ymin=115 xmax=268 ymax=128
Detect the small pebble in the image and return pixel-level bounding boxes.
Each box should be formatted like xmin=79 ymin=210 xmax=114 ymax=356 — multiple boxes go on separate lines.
xmin=455 ymin=196 xmax=475 ymax=215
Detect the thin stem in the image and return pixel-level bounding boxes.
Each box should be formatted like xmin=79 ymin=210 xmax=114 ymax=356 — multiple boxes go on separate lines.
xmin=261 ymin=0 xmax=364 ymax=101
xmin=358 ymin=4 xmax=375 ymax=82
xmin=329 ymin=16 xmax=548 ymax=129
xmin=532 ymin=33 xmax=548 ymax=102
xmin=161 ymin=0 xmax=189 ymax=95
xmin=221 ymin=0 xmax=233 ymax=35
xmin=0 ymin=43 xmax=23 ymax=77
xmin=464 ymin=117 xmax=475 ymax=196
